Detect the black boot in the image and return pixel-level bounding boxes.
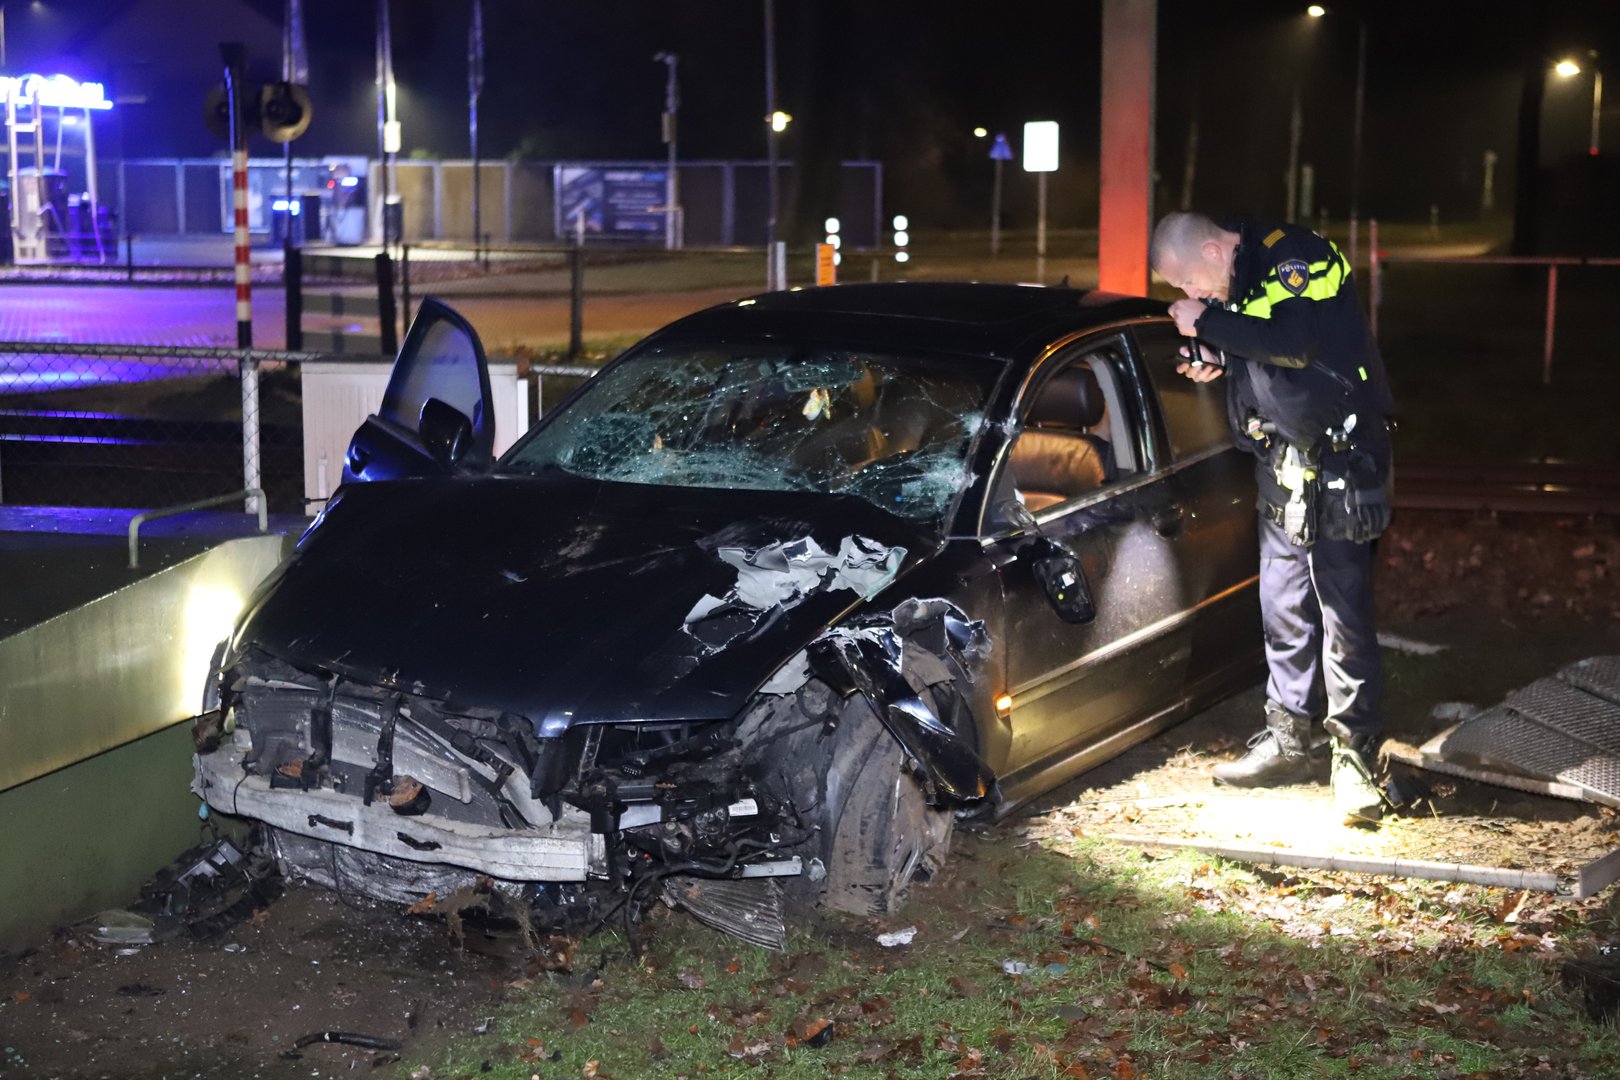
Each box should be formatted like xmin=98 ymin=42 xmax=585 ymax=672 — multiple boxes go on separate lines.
xmin=1324 ymin=717 xmax=1385 ymax=825
xmin=1213 ymin=702 xmax=1315 ymax=787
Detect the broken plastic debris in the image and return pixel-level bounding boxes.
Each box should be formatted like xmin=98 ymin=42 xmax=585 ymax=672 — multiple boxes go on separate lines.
xmin=876 ymin=926 xmax=918 ymax=947
xmin=223 ymin=943 xmax=247 ymax=953
xmin=683 ymin=535 xmax=907 ymax=652
xmin=92 ymin=910 xmax=156 ymax=946
xmin=1377 ymin=632 xmax=1449 ymax=657
xmin=1430 ymin=701 xmax=1481 ymax=722
xmin=1001 ymin=960 xmax=1033 ymax=975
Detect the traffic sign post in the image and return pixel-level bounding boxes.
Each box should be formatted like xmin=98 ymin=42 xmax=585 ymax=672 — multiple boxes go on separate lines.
xmin=1023 ymin=121 xmax=1059 ymax=283
xmin=989 ymin=132 xmax=1012 ymax=256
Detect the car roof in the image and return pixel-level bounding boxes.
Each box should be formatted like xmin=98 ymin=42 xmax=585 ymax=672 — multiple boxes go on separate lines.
xmin=656 ymin=282 xmax=1167 ymax=361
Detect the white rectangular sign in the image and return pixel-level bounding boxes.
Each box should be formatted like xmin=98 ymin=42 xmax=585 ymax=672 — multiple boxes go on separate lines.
xmin=1023 ymin=120 xmax=1059 ymax=173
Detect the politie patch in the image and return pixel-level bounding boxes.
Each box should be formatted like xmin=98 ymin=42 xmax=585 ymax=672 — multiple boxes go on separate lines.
xmin=1276 ymin=258 xmax=1310 ymax=296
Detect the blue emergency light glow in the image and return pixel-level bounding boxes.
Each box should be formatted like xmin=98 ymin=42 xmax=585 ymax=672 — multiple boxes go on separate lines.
xmin=0 ymin=74 xmax=114 ymax=110
xmin=271 ymin=199 xmax=302 ymax=215
xmin=340 ymin=176 xmax=360 ymax=188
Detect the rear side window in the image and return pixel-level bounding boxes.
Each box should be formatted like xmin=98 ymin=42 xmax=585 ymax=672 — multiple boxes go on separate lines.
xmin=1134 ymin=323 xmax=1229 ymax=461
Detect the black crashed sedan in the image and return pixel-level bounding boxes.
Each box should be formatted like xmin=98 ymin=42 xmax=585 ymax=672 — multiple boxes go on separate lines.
xmin=192 ymin=283 xmax=1262 ymax=947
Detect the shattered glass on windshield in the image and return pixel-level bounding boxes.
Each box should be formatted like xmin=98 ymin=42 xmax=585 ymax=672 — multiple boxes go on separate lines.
xmin=501 ymin=341 xmax=998 ymax=523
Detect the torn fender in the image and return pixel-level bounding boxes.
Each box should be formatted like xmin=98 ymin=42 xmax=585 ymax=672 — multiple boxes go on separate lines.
xmin=807 ymin=623 xmax=994 ymax=805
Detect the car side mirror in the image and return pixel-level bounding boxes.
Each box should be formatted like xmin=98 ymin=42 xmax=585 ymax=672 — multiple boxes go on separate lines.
xmin=1031 ymin=541 xmax=1095 ymax=624
xmin=419 ymin=397 xmax=475 ymax=469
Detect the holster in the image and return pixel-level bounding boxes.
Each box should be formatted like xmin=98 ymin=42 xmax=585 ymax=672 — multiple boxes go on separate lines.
xmin=1268 ymin=443 xmax=1319 ymax=548
xmin=1319 ymin=447 xmax=1390 ymax=543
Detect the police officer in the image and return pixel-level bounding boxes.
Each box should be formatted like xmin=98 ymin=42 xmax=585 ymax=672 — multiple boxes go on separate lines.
xmin=1149 ymin=211 xmax=1394 ymax=824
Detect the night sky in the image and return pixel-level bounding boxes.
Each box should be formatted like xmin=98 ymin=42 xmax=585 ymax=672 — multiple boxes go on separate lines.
xmin=6 ymin=0 xmax=1614 ymax=237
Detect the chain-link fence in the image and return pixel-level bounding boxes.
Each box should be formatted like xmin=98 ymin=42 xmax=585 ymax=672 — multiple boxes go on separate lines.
xmin=0 ymin=343 xmax=304 ymax=512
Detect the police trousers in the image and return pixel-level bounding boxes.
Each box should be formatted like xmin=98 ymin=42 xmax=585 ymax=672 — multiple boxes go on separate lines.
xmin=1258 ymin=514 xmax=1382 ymax=739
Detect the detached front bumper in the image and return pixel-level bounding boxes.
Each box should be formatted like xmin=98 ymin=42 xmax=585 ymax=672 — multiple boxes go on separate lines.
xmin=193 ymin=738 xmax=593 ymax=882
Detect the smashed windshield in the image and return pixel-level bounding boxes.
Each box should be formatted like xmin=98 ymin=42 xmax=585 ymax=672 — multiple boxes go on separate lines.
xmin=500 ymin=338 xmax=1000 ymax=524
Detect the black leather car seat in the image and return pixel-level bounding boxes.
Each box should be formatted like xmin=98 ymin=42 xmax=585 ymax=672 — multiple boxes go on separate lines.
xmin=1010 ymin=366 xmax=1116 ymax=511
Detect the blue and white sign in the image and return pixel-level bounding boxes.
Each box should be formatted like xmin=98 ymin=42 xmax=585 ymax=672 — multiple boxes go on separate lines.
xmin=555 ymin=166 xmax=667 ymax=240
xmin=989 ymin=133 xmax=1014 ymax=162
xmin=0 ymin=74 xmax=114 ymax=110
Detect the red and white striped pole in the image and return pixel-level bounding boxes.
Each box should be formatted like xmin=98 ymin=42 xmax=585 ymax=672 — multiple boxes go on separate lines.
xmin=232 ymin=147 xmax=251 ymax=347
xmin=221 ymin=45 xmax=261 ymax=513
xmin=222 ymin=46 xmax=252 ymax=348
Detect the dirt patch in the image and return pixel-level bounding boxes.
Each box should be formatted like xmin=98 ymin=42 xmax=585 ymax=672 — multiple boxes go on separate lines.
xmin=0 ymin=888 xmax=520 ymax=1080
xmin=1031 ymin=509 xmax=1620 ymax=887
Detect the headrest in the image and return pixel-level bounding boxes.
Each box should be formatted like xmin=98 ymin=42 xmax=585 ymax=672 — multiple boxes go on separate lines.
xmin=1027 ymin=366 xmax=1105 ymax=431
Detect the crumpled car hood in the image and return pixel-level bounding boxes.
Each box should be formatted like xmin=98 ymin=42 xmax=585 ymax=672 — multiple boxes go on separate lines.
xmin=232 ymin=473 xmax=936 ymax=725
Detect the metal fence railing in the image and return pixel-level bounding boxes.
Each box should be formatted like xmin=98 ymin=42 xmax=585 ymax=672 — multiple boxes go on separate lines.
xmin=0 ymin=340 xmax=604 ymax=515
xmin=1369 ymin=230 xmax=1620 ymax=386
xmin=0 ymin=342 xmax=310 ymax=513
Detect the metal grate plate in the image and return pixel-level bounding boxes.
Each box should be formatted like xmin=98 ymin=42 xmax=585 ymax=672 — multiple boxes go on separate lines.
xmin=1506 ymin=678 xmax=1620 ymax=754
xmin=1560 ymin=656 xmax=1620 ymax=707
xmin=1430 ymin=663 xmax=1620 ymax=801
xmin=1433 ymin=706 xmax=1596 ymax=782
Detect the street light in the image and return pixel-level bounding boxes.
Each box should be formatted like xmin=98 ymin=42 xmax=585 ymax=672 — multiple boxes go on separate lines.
xmin=769 ymin=109 xmax=792 ymax=133
xmin=763 ymin=0 xmax=780 ymax=288
xmin=1555 ymin=51 xmax=1602 ymax=156
xmin=972 ymin=126 xmax=988 ymax=138
xmin=654 ymin=51 xmax=680 ymax=249
xmin=1304 ymin=5 xmax=1368 ymax=269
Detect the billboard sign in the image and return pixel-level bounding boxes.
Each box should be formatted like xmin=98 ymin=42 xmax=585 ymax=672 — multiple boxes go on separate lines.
xmin=555 ymin=166 xmax=667 ymax=241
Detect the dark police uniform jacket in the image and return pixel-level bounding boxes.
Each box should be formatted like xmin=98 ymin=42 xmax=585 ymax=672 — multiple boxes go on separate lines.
xmin=1192 ymin=220 xmax=1394 ymax=511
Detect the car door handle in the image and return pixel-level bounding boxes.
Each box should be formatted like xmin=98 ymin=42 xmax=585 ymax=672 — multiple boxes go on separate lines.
xmin=1152 ymin=504 xmax=1185 ymax=537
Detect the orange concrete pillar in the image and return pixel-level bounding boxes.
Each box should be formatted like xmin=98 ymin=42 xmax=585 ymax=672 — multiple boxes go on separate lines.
xmin=1098 ymin=0 xmax=1156 ymax=296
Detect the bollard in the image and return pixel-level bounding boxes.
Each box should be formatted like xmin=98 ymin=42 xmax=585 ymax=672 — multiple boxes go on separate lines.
xmin=1543 ymin=264 xmax=1557 ymax=386
xmin=375 ymin=252 xmax=398 ymax=356
xmin=284 ymin=245 xmax=303 ymax=351
xmin=124 ymin=233 xmax=135 ymax=283
xmin=401 ymin=244 xmax=412 ymax=329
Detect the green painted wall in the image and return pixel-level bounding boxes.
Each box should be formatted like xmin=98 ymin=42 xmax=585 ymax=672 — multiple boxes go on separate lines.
xmin=0 ymin=723 xmax=203 ymax=953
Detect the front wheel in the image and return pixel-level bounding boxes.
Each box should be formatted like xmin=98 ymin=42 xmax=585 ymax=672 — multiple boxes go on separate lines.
xmin=818 ymin=693 xmax=955 ymax=917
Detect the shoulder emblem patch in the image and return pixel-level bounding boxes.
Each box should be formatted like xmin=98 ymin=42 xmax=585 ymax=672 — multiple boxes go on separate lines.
xmin=1263 ymin=228 xmax=1287 ymax=248
xmin=1277 ymin=258 xmax=1310 ymax=296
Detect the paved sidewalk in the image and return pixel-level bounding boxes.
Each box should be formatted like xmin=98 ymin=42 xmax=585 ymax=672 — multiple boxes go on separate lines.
xmin=0 ymin=282 xmax=750 ymax=352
